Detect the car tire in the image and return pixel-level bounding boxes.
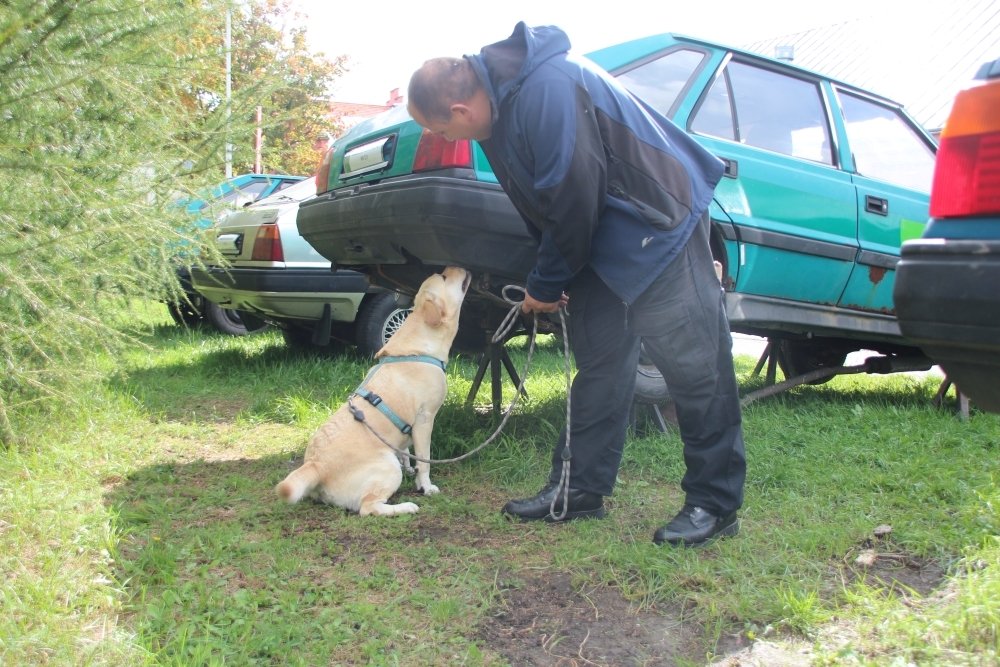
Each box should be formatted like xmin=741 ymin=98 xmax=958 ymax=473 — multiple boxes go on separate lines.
xmin=355 ymin=292 xmax=413 ymax=358
xmin=632 ymin=343 xmax=671 ymax=405
xmin=167 ymin=295 xmax=203 ymax=327
xmin=775 ymin=340 xmax=849 ymax=385
xmin=204 ymin=301 xmax=249 ymax=336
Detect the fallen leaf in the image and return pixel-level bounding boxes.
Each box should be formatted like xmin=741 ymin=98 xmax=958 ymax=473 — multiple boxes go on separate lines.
xmin=874 ymin=524 xmax=892 ymax=538
xmin=855 ymin=550 xmax=877 ymax=567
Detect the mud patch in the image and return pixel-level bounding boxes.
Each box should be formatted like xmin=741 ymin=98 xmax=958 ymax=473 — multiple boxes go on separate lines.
xmin=479 ymin=572 xmax=722 ymax=666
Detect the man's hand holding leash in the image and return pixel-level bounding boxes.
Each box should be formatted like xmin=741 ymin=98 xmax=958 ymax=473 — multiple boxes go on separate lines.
xmin=521 ymin=291 xmax=568 ymax=314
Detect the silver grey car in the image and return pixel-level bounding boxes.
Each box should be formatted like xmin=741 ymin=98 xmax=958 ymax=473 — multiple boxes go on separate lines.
xmin=191 ymin=177 xmax=413 ymax=356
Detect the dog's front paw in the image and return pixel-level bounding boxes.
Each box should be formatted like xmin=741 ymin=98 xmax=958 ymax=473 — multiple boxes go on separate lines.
xmin=417 ymin=482 xmax=440 ymax=495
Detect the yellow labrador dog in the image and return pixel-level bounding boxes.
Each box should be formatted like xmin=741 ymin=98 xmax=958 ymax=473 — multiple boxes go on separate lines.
xmin=276 ymin=266 xmax=470 ymax=516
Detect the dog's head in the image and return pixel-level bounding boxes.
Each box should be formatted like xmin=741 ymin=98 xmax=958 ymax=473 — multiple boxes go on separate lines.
xmin=376 ymin=267 xmax=470 ymax=358
xmin=413 ymin=266 xmax=470 ymax=329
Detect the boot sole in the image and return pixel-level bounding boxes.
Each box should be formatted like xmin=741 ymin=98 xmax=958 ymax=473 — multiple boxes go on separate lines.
xmin=502 ymin=506 xmax=607 ymax=523
xmin=544 ymin=506 xmax=606 ymax=523
xmin=653 ymin=516 xmax=740 ymax=547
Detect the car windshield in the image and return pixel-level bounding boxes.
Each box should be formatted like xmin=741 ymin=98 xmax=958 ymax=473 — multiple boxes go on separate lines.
xmin=253 ymin=177 xmax=316 ymax=205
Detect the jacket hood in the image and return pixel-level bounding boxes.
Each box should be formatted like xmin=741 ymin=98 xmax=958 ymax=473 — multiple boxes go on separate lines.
xmin=466 ymin=23 xmax=572 ymax=113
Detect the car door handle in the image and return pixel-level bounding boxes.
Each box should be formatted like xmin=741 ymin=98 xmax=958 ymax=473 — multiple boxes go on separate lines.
xmin=719 ymin=157 xmax=738 ymax=179
xmin=865 ymin=195 xmax=888 ymax=216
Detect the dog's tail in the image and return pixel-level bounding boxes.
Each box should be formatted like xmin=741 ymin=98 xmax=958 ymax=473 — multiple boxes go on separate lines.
xmin=276 ymin=463 xmax=320 ymax=504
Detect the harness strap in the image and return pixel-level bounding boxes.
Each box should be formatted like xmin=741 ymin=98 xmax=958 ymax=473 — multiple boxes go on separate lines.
xmin=377 ymin=354 xmax=447 ymax=372
xmin=350 ymin=354 xmax=447 ymax=437
xmin=355 ymin=389 xmax=412 ymax=434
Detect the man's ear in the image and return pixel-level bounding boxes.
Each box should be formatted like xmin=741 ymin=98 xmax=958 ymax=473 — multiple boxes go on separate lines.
xmin=422 ymin=292 xmax=444 ymax=327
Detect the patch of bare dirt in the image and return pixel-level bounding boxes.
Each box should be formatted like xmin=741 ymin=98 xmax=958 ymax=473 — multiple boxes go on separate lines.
xmin=479 ymin=572 xmax=727 ymax=666
xmin=841 ymin=528 xmax=946 ymax=597
xmin=843 ymin=552 xmax=945 ymax=597
xmin=164 ymin=397 xmax=249 ymax=422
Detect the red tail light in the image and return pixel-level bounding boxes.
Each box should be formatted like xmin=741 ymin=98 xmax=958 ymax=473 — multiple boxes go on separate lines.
xmin=412 ymin=130 xmax=472 ymax=172
xmin=929 ymin=80 xmax=1000 ymax=218
xmin=315 ymin=147 xmax=334 ymax=194
xmin=251 ymin=224 xmax=284 ymax=262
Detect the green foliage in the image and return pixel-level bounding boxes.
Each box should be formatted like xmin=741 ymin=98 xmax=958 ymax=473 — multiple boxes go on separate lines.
xmin=0 ymin=0 xmax=342 ymax=445
xmin=182 ymin=0 xmax=348 ymax=176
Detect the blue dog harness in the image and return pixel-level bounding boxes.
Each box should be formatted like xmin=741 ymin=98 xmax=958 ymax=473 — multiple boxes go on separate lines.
xmin=350 ymin=355 xmax=447 ymax=435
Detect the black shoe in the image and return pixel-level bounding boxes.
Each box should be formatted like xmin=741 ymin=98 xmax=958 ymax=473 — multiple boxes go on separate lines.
xmin=501 ymin=482 xmax=605 ymax=522
xmin=653 ymin=505 xmax=739 ymax=547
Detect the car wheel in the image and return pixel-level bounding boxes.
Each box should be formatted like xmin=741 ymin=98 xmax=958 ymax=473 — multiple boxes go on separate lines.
xmin=775 ymin=340 xmax=850 ymax=385
xmin=204 ymin=301 xmax=249 ymax=336
xmin=167 ymin=296 xmax=202 ymax=326
xmin=632 ymin=343 xmax=671 ymax=405
xmin=355 ymin=292 xmax=413 ymax=358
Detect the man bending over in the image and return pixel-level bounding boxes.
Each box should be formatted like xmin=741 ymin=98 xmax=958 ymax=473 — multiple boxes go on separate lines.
xmin=407 ymin=23 xmax=746 ymax=546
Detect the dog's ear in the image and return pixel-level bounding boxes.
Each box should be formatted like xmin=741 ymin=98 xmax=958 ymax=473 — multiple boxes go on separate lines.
xmin=422 ymin=292 xmax=444 ymax=327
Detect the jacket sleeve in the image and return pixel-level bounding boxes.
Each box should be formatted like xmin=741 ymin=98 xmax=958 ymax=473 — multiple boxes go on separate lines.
xmin=515 ymin=73 xmax=607 ymax=303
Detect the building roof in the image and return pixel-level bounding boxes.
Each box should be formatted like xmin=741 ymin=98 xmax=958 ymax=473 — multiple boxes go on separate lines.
xmin=740 ymin=0 xmax=1000 ymax=131
xmin=328 ymin=101 xmax=392 ymax=119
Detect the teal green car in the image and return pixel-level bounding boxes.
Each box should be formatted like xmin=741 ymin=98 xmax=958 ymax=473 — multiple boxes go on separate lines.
xmin=298 ymin=33 xmax=937 ymax=384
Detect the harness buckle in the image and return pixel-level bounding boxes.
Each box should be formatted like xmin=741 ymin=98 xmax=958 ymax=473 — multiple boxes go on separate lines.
xmin=363 ymin=392 xmax=383 ymax=407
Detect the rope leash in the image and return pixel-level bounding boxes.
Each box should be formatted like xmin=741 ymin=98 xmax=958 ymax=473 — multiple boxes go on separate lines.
xmin=347 ymin=285 xmax=573 ymax=521
xmin=550 ymin=304 xmax=572 ymax=521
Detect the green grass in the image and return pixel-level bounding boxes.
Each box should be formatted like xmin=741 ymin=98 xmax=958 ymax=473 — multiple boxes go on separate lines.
xmin=2 ymin=303 xmax=1000 ymax=665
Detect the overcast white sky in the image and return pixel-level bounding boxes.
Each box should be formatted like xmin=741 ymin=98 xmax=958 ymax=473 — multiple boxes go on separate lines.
xmin=296 ymin=0 xmax=939 ymax=105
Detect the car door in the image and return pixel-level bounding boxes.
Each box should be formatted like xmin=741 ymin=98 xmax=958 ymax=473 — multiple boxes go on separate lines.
xmin=833 ymin=89 xmax=936 ymax=313
xmin=685 ymin=57 xmax=858 ymax=305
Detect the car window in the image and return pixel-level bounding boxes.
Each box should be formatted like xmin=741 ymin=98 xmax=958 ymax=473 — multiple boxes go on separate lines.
xmin=838 ymin=92 xmax=935 ymax=192
xmin=690 ymin=71 xmax=735 ymax=141
xmin=274 ymin=179 xmax=299 ymax=192
xmin=615 ymin=49 xmax=705 ymax=118
xmin=254 ymin=176 xmax=316 ymax=205
xmin=726 ymin=61 xmax=834 ymax=165
xmin=212 ymin=180 xmax=269 ymax=209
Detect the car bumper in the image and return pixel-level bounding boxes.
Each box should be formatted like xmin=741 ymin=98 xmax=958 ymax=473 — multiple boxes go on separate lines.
xmin=191 ymin=267 xmax=370 ymax=323
xmin=297 ymin=175 xmax=536 ymax=283
xmin=894 ymin=237 xmax=1000 ymax=412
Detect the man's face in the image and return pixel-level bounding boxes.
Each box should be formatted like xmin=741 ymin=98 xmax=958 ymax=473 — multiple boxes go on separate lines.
xmin=408 ymin=90 xmax=492 ymax=142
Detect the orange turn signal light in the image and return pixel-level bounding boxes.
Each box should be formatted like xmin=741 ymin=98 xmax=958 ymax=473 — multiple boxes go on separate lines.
xmin=940 ymin=79 xmax=1000 ymax=138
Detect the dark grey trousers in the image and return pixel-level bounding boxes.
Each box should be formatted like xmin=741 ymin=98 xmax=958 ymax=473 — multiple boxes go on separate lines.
xmin=547 ymin=213 xmax=746 ymax=515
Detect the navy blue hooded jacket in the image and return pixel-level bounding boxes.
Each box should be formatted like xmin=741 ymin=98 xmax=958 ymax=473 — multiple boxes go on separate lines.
xmin=467 ymin=23 xmax=724 ymax=304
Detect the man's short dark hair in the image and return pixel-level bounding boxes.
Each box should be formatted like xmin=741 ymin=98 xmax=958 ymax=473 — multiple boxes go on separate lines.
xmin=408 ymin=57 xmax=481 ymax=122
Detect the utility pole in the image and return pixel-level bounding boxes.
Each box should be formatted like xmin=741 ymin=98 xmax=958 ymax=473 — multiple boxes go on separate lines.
xmin=225 ymin=6 xmax=232 ymax=179
xmin=254 ymin=106 xmax=262 ymax=174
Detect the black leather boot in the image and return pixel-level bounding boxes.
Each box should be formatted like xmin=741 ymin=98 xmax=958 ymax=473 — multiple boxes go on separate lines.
xmin=653 ymin=505 xmax=739 ymax=546
xmin=502 ymin=482 xmax=605 ymax=522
